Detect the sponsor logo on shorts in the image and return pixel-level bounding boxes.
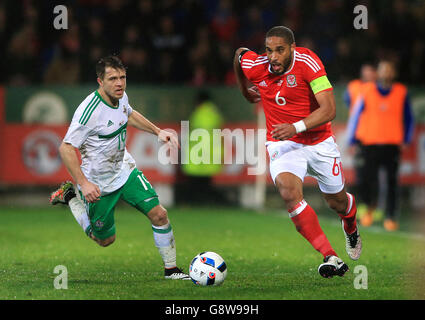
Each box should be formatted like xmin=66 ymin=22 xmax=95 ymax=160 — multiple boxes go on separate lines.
xmin=271 ymin=150 xmax=279 ymax=161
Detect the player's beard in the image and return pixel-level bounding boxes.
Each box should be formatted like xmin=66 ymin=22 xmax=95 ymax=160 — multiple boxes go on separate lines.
xmin=104 ymin=88 xmax=121 ymax=106
xmin=282 ymin=52 xmax=293 ymax=74
xmin=272 ymin=52 xmax=293 ymax=76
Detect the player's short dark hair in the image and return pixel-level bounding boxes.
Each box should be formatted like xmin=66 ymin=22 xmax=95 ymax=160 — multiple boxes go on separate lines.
xmin=266 ymin=26 xmax=295 ymax=45
xmin=96 ymin=54 xmax=126 ymax=79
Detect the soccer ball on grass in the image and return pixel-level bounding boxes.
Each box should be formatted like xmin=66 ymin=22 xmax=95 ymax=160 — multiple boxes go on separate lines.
xmin=189 ymin=251 xmax=227 ymax=286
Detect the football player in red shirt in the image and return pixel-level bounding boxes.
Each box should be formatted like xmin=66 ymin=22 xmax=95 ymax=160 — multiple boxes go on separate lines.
xmin=234 ymin=26 xmax=361 ymax=278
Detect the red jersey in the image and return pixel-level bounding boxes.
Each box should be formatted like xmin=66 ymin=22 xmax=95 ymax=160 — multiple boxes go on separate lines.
xmin=240 ymin=47 xmax=333 ymax=144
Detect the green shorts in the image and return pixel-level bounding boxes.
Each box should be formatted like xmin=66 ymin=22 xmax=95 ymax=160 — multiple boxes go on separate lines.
xmin=81 ymin=168 xmax=160 ymax=240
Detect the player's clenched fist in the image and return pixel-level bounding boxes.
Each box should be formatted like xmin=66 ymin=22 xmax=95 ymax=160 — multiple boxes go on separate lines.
xmin=81 ymin=181 xmax=101 ymax=203
xmin=271 ymin=123 xmax=297 ymax=141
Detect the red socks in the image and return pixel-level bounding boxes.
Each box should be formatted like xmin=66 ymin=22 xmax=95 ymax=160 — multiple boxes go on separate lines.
xmin=339 ymin=193 xmax=357 ymax=235
xmin=289 ymin=200 xmax=337 ymax=259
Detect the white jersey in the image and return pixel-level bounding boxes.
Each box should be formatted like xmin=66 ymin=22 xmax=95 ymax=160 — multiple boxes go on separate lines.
xmin=64 ymin=90 xmax=136 ymax=195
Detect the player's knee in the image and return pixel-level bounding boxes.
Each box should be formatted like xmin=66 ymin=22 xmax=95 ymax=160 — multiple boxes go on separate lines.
xmin=149 ymin=205 xmax=169 ymax=226
xmin=97 ymin=235 xmax=116 ymax=247
xmin=276 ymin=182 xmax=302 ymax=207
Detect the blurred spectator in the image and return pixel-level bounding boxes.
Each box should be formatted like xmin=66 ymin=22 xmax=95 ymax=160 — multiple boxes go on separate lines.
xmin=44 ymin=26 xmax=81 ymax=84
xmin=179 ymin=90 xmax=224 ymax=204
xmin=346 ymin=60 xmax=414 ymax=231
xmin=209 ymin=0 xmax=238 ymax=43
xmin=0 ymin=5 xmax=6 ymax=83
xmin=103 ymin=0 xmax=128 ymax=53
xmin=238 ymin=6 xmax=266 ymax=52
xmin=188 ymin=25 xmax=218 ymax=85
xmin=152 ymin=15 xmax=187 ymax=82
xmin=343 ymin=63 xmax=377 ymax=222
xmin=379 ymin=0 xmax=417 ymax=83
xmin=80 ymin=16 xmax=107 ymax=82
xmin=344 ymin=63 xmax=377 ymax=112
xmin=6 ymin=22 xmax=40 ymax=85
xmin=1 ymin=0 xmax=425 ymax=86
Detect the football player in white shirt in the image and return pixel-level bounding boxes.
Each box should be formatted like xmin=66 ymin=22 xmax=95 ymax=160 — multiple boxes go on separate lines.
xmin=50 ymin=55 xmax=189 ymax=280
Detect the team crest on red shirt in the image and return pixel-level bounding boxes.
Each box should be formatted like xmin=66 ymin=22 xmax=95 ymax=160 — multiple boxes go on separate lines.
xmin=286 ymin=74 xmax=297 ymax=87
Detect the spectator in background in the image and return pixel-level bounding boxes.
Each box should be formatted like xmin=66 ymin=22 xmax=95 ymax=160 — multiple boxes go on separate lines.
xmin=346 ymin=60 xmax=414 ymax=231
xmin=329 ymin=38 xmax=359 ymax=83
xmin=5 ymin=0 xmax=39 ymax=85
xmin=103 ymin=0 xmax=128 ymax=53
xmin=344 ymin=63 xmax=377 ymax=112
xmin=5 ymin=22 xmax=40 ymax=85
xmin=344 ymin=63 xmax=377 ymax=221
xmin=80 ymin=16 xmax=107 ymax=83
xmin=217 ymin=41 xmax=236 ymax=85
xmin=188 ymin=25 xmax=219 ymax=85
xmin=180 ymin=91 xmax=224 ymax=204
xmin=0 ymin=5 xmax=6 ymax=83
xmin=379 ymin=0 xmax=417 ymax=84
xmin=210 ymin=0 xmax=238 ymax=44
xmin=238 ymin=5 xmax=266 ymax=53
xmin=152 ymin=15 xmax=186 ymax=82
xmin=44 ymin=26 xmax=81 ymax=84
xmin=130 ymin=0 xmax=156 ymax=40
xmin=2 ymin=0 xmax=425 ymax=86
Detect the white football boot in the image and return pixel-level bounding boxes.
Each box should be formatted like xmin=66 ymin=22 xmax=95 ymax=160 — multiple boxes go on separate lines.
xmin=342 ymin=221 xmax=362 ymax=260
xmin=318 ymin=255 xmax=349 ymax=278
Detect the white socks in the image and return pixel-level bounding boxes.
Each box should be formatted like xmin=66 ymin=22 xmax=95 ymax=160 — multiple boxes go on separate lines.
xmin=68 ymin=196 xmax=91 ymax=233
xmin=152 ymin=222 xmax=177 ymax=269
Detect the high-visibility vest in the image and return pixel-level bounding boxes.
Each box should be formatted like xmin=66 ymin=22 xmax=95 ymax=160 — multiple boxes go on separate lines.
xmin=182 ymin=102 xmax=224 ymax=176
xmin=356 ymin=82 xmax=407 ymax=145
xmin=347 ymin=79 xmax=364 ymax=112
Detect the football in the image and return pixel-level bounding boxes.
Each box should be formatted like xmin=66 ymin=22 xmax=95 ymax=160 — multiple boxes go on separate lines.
xmin=189 ymin=251 xmax=227 ymax=286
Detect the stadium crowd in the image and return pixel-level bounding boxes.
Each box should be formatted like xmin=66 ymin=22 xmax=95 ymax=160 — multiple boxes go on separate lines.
xmin=1 ymin=0 xmax=424 ymax=86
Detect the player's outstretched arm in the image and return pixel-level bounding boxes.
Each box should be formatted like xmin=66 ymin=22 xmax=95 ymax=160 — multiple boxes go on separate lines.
xmin=128 ymin=110 xmax=179 ymax=148
xmin=271 ymin=90 xmax=336 ymax=141
xmin=58 ymin=142 xmax=101 ymax=202
xmin=233 ymin=48 xmax=261 ymax=103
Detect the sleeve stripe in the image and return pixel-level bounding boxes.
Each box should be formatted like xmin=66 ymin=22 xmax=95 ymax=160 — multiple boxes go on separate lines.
xmin=295 ymin=57 xmax=319 ymax=72
xmin=242 ymin=57 xmax=267 ymax=65
xmin=242 ymin=60 xmax=269 ymax=69
xmin=80 ymin=97 xmax=100 ymax=125
xmin=295 ymin=52 xmax=321 ymax=70
xmin=79 ymin=96 xmax=99 ymax=124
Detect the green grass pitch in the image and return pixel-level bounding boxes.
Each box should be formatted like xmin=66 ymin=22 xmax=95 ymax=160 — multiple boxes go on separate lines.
xmin=0 ymin=205 xmax=424 ymax=300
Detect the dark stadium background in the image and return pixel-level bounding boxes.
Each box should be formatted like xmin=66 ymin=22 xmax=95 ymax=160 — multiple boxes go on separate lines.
xmin=1 ymin=0 xmax=425 ymax=303
xmin=0 ymin=0 xmax=424 ymax=218
xmin=1 ymin=0 xmax=425 ymax=86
